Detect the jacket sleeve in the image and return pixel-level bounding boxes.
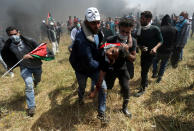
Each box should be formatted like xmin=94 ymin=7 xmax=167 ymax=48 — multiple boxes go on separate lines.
xmin=180 ymin=23 xmax=191 ymax=46
xmin=1 ymin=40 xmax=19 ymax=69
xmin=81 ymin=42 xmax=99 ymax=71
xmin=155 ymin=27 xmax=163 ymax=44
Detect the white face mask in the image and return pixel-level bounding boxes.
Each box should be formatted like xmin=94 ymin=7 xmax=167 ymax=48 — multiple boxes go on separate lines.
xmin=118 ymin=33 xmax=128 ymax=41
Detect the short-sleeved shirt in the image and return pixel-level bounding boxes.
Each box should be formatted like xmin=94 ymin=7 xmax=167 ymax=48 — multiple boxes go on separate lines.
xmin=137 ymin=25 xmax=163 ymax=52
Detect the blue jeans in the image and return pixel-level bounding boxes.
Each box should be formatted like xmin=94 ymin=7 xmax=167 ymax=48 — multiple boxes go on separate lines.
xmin=20 ymin=66 xmax=42 ymax=109
xmin=153 ymin=54 xmax=170 ymax=77
xmin=179 ymin=49 xmax=183 ymax=60
xmin=98 ymin=80 xmax=107 ymax=114
xmin=75 ymin=71 xmax=98 ymax=100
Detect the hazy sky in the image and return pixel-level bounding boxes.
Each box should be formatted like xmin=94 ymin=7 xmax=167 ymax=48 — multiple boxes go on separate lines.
xmin=0 ymin=0 xmax=193 ymax=37
xmin=124 ymin=0 xmax=194 ymax=15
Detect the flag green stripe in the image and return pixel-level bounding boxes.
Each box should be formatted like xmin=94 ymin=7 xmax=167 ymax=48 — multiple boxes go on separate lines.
xmin=31 ymin=55 xmax=54 ymax=61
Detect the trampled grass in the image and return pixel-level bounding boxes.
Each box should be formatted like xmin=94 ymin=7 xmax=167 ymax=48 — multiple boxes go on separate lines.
xmin=0 ymin=34 xmax=193 ymax=131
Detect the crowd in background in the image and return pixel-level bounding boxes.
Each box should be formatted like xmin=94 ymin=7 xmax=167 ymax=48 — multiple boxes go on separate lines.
xmin=0 ymin=7 xmax=193 ymax=124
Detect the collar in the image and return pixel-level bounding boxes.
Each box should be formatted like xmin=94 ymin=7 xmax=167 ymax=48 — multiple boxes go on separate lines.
xmin=81 ymin=22 xmax=95 ymax=43
xmin=141 ymin=22 xmax=152 ymax=30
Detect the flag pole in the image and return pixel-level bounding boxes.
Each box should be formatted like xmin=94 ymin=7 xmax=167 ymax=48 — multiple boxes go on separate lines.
xmin=1 ymin=58 xmax=24 ymax=78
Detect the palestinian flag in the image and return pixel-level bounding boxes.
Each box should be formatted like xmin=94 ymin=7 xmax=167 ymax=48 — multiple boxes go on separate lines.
xmin=100 ymin=43 xmax=121 ymax=51
xmin=30 ymin=43 xmax=54 ymax=61
xmin=47 ymin=12 xmax=53 ymax=22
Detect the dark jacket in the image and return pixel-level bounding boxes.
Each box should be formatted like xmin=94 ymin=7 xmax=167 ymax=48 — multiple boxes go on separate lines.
xmin=102 ymin=27 xmax=113 ymax=43
xmin=69 ymin=22 xmax=103 ymax=74
xmin=175 ymin=19 xmax=191 ymax=47
xmin=1 ymin=35 xmax=41 ymax=69
xmin=158 ymin=25 xmax=177 ymax=54
xmin=48 ymin=25 xmax=57 ymax=42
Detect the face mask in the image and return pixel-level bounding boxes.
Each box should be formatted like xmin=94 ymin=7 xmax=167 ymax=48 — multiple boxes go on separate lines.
xmin=118 ymin=33 xmax=128 ymax=41
xmin=10 ymin=35 xmax=21 ymax=44
xmin=179 ymin=16 xmax=184 ymax=21
xmin=77 ymin=23 xmax=81 ymax=28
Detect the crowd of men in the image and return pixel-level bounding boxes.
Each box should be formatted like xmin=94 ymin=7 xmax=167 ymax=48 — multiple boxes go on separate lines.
xmin=69 ymin=8 xmax=192 ymax=123
xmin=40 ymin=20 xmax=62 ymax=55
xmin=0 ymin=7 xmax=193 ymax=125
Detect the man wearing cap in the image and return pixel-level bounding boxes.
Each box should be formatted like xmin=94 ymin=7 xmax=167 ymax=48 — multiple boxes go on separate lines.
xmin=69 ymin=7 xmax=105 ymax=105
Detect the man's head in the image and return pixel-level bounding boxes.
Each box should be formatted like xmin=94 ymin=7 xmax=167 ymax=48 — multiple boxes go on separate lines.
xmin=6 ymin=26 xmax=21 ymax=44
xmin=6 ymin=26 xmax=20 ymax=36
xmin=105 ymin=46 xmax=119 ymax=64
xmin=161 ymin=14 xmax=172 ymax=26
xmin=118 ymin=18 xmax=134 ymax=41
xmin=178 ymin=11 xmax=188 ymax=22
xmin=85 ymin=7 xmax=101 ymax=34
xmin=42 ymin=20 xmax=46 ymax=24
xmin=50 ymin=22 xmax=54 ymax=26
xmin=180 ymin=11 xmax=188 ymax=19
xmin=140 ymin=11 xmax=152 ymax=26
xmin=105 ymin=23 xmax=110 ymax=30
xmin=76 ymin=22 xmax=81 ymax=29
xmin=108 ymin=17 xmax=112 ymax=22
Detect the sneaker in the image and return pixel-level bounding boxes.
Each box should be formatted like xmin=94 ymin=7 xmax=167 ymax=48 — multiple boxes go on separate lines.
xmin=27 ymin=107 xmax=35 ymax=117
xmin=156 ymin=77 xmax=162 ymax=83
xmin=34 ymin=82 xmax=38 ymax=88
xmin=9 ymin=72 xmax=14 ymax=78
xmin=152 ymin=73 xmax=158 ymax=78
xmin=172 ymin=64 xmax=178 ymax=68
xmin=134 ymin=88 xmax=145 ymax=97
xmin=97 ymin=113 xmax=109 ymax=124
xmin=121 ymin=108 xmax=132 ymax=118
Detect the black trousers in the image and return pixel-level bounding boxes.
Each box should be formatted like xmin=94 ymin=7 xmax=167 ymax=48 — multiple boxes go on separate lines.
xmin=141 ymin=53 xmax=155 ymax=87
xmin=171 ymin=47 xmax=183 ymax=68
xmin=105 ymin=69 xmax=130 ymax=100
xmin=126 ymin=61 xmax=134 ymax=79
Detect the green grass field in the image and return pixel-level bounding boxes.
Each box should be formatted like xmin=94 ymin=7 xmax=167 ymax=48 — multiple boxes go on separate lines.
xmin=0 ymin=35 xmax=193 ymax=131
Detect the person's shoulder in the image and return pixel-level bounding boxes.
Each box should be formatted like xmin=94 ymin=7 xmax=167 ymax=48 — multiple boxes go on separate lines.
xmin=106 ymin=35 xmax=118 ymax=42
xmin=21 ymin=36 xmax=33 ymax=41
xmin=151 ymin=25 xmax=160 ymax=30
xmin=75 ymin=29 xmax=83 ymax=37
xmin=74 ymin=30 xmax=85 ymax=42
xmin=21 ymin=36 xmax=38 ymax=45
xmin=71 ymin=27 xmax=77 ymax=32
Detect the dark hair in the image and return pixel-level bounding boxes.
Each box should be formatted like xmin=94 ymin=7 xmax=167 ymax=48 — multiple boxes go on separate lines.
xmin=119 ymin=18 xmax=134 ymax=28
xmin=161 ymin=14 xmax=172 ymax=26
xmin=6 ymin=26 xmax=19 ymax=35
xmin=141 ymin=11 xmax=152 ymax=19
